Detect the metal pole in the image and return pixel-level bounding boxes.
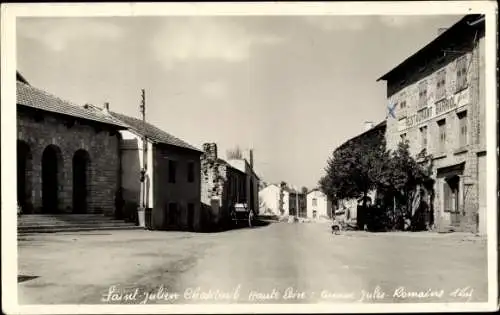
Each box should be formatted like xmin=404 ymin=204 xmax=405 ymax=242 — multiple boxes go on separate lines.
xmin=296 ymin=189 xmax=299 ymax=220
xmin=140 ymin=89 xmax=147 ymax=209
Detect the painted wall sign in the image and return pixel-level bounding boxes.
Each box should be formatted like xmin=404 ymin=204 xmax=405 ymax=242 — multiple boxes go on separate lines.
xmin=401 ymin=87 xmax=470 ymax=130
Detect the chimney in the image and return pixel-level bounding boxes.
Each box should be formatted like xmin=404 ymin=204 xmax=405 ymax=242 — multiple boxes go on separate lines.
xmin=203 ymin=143 xmax=217 ymax=162
xmin=249 ymin=149 xmax=254 ymax=169
xmin=103 ymin=102 xmax=110 ymax=114
xmin=363 ymin=121 xmax=375 ymax=131
xmin=437 ymin=28 xmax=448 ymax=36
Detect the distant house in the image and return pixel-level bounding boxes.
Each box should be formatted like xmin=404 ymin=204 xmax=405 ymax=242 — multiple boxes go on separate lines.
xmin=87 ymin=104 xmax=203 ymax=231
xmin=306 ymin=188 xmax=332 ymax=220
xmin=200 ymin=143 xmax=258 ymax=229
xmin=288 ymin=188 xmax=307 ymax=218
xmin=259 ymin=183 xmax=290 ymax=217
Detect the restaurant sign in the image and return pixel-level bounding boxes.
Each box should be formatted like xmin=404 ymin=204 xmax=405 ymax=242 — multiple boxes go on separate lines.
xmin=402 ymin=88 xmax=470 ymax=130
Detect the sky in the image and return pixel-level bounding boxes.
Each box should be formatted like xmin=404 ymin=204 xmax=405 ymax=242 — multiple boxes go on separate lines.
xmin=17 ymin=14 xmax=462 ymax=188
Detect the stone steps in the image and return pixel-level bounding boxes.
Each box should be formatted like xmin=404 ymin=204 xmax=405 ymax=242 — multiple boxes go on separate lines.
xmin=18 ymin=214 xmax=140 ymax=234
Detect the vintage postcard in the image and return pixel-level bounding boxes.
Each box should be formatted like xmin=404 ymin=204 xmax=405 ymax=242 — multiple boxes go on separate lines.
xmin=1 ymin=1 xmax=498 ymax=314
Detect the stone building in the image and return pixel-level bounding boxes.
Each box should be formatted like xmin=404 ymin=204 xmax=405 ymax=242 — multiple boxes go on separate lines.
xmin=377 ymin=14 xmax=486 ymax=234
xmin=86 ymin=104 xmax=204 ymax=231
xmin=201 ymin=143 xmax=259 ymax=230
xmin=16 ymin=73 xmax=127 ymax=216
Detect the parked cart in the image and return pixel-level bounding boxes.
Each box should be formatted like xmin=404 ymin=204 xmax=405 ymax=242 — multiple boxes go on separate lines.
xmin=231 ymin=203 xmax=255 ymax=228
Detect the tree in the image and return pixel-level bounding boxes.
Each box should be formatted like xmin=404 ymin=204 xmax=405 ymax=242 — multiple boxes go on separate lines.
xmin=320 ymin=126 xmax=387 ymax=206
xmin=319 ymin=127 xmax=432 ymax=231
xmin=380 ymin=141 xmax=433 ymax=230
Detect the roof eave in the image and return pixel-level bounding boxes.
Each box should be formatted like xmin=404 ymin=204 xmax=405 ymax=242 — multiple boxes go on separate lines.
xmin=16 ymin=103 xmax=128 ymax=130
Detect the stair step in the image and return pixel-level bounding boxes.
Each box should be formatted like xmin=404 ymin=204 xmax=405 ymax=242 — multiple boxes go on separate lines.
xmin=18 ymin=225 xmax=142 ymax=234
xmin=19 ymin=222 xmax=137 ymax=229
xmin=17 ymin=214 xmax=139 ymax=234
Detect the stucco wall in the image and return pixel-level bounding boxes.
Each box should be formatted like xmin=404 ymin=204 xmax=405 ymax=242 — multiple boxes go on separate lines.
xmin=17 ymin=108 xmax=121 ymax=215
xmin=119 ymin=130 xmax=154 ymax=222
xmin=306 ymin=190 xmax=330 ymax=219
xmin=259 ymin=185 xmax=280 ymax=216
xmin=152 ymin=144 xmax=201 ymax=231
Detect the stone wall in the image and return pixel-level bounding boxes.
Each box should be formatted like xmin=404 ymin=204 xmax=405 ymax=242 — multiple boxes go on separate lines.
xmin=17 ymin=108 xmax=121 ymax=215
xmin=201 ymin=143 xmax=228 ymax=227
xmin=200 ymin=143 xmax=248 ymax=229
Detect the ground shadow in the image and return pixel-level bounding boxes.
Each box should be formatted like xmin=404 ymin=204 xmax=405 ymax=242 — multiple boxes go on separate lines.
xmin=198 ymin=219 xmax=272 ymax=234
xmin=18 ymin=275 xmax=39 ymax=283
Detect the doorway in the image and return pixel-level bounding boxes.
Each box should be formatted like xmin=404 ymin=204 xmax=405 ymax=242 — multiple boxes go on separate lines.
xmin=42 ymin=145 xmax=63 ymax=213
xmin=187 ymin=203 xmax=195 ymax=231
xmin=73 ymin=149 xmax=90 ymax=214
xmin=17 ymin=141 xmax=32 ymax=213
xmin=444 ymin=175 xmax=461 ymax=226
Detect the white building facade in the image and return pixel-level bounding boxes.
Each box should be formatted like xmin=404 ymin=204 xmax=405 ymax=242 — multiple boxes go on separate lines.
xmin=258 ymin=184 xmax=289 ymax=217
xmin=306 ymin=189 xmax=332 ymax=221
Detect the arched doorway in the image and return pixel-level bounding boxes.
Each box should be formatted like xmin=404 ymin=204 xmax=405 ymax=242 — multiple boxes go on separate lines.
xmin=42 ymin=145 xmax=63 ymax=213
xmin=73 ymin=149 xmax=90 ymax=214
xmin=17 ymin=140 xmax=33 ymax=213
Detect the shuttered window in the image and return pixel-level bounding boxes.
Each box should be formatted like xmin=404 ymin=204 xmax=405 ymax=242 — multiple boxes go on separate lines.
xmin=456 ymin=56 xmax=468 ymax=91
xmin=418 ymin=80 xmax=427 ymax=108
xmin=187 ymin=162 xmax=195 ymax=183
xmin=168 ymin=160 xmax=177 ymax=183
xmin=436 ymin=69 xmax=446 ymax=100
xmin=458 ymin=111 xmax=468 ymax=147
xmin=437 ymin=119 xmax=446 ymax=153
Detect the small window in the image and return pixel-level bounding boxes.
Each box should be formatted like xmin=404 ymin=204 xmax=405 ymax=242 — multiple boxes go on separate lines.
xmin=168 ymin=160 xmax=177 ymax=183
xmin=437 ymin=119 xmax=446 ymax=153
xmin=187 ymin=162 xmax=195 ymax=183
xmin=456 ymin=56 xmax=468 ymax=91
xmin=458 ymin=111 xmax=468 ymax=147
xmin=399 ymin=100 xmax=406 ymax=110
xmin=312 ymin=198 xmax=317 ymax=207
xmin=400 ymin=133 xmax=407 ymax=142
xmin=418 ymin=80 xmax=427 ymax=108
xmin=436 ymin=69 xmax=446 ymax=100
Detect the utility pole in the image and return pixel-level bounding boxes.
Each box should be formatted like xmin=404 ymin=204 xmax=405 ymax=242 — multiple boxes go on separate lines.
xmin=139 ymin=89 xmax=147 ymax=227
xmin=295 ymin=187 xmax=299 ymax=221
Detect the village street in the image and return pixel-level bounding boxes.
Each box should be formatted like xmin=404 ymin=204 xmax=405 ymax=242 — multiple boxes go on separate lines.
xmin=18 ymin=221 xmax=488 ymax=305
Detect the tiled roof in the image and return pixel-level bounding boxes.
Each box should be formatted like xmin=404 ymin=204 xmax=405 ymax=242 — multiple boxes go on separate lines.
xmin=16 ymin=81 xmax=127 ymax=128
xmin=377 ymin=14 xmax=484 ymax=81
xmin=109 ymin=111 xmax=202 ymax=153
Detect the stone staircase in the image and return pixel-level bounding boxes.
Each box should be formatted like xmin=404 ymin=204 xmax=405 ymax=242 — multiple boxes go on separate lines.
xmin=18 ymin=214 xmax=142 ymax=235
